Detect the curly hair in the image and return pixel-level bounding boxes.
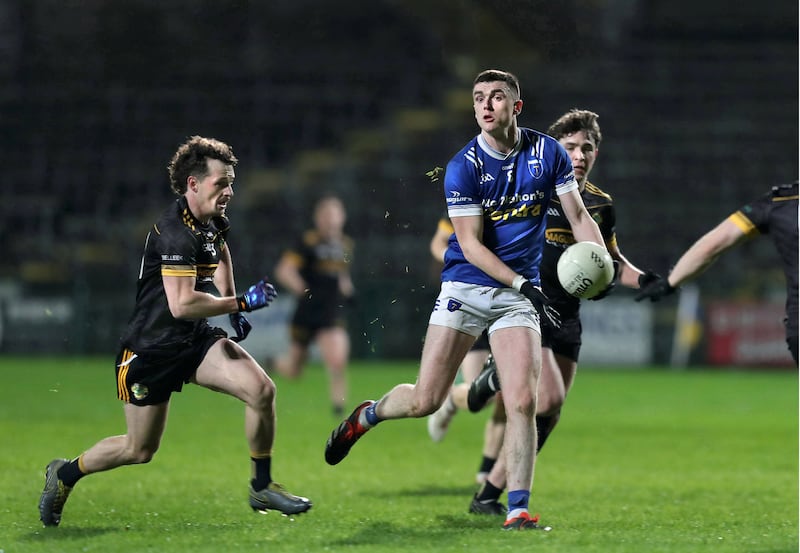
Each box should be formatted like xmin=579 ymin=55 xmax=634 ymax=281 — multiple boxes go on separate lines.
xmin=167 ymin=136 xmax=238 ymax=195
xmin=546 ymin=109 xmax=602 ymax=146
xmin=473 ymin=69 xmax=521 ymax=99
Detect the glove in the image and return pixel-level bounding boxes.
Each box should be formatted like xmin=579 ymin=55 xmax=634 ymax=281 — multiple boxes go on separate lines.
xmin=237 ymin=278 xmax=278 ymax=312
xmin=515 ymin=278 xmax=562 ymax=330
xmin=228 ymin=312 xmax=252 ymax=343
xmin=634 ymin=270 xmax=676 ymax=302
xmin=588 ymin=260 xmax=620 ymax=301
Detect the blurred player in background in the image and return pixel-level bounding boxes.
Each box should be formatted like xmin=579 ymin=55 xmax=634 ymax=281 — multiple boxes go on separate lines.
xmin=270 ymin=195 xmax=355 ymax=416
xmin=468 ymin=109 xmax=655 ymax=512
xmin=38 ymin=136 xmax=311 ymax=528
xmin=636 ymin=182 xmax=798 ymax=364
xmin=325 ymin=70 xmax=606 ymax=531
xmin=426 ymin=215 xmax=505 ymax=499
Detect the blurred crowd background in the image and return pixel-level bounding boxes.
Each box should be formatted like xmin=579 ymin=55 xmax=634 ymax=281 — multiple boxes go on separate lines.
xmin=0 ymin=0 xmax=797 ymax=365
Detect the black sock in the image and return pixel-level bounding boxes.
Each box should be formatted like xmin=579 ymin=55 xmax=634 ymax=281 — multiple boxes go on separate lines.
xmin=476 ymin=480 xmax=503 ymax=502
xmin=251 ymin=456 xmax=272 ymax=491
xmin=536 ymin=412 xmax=561 ymax=453
xmin=57 ymin=457 xmax=86 ymax=488
xmin=478 ymin=455 xmax=496 ymax=474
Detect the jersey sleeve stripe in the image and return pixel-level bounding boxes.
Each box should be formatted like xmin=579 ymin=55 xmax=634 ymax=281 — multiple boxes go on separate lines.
xmin=448 ymin=204 xmax=483 ymax=218
xmin=728 ymin=211 xmax=758 ymax=235
xmin=161 ymin=266 xmax=197 ymax=277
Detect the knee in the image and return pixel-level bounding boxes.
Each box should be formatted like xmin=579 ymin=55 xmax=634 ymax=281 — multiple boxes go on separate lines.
xmin=537 ymin=388 xmax=566 ymax=416
xmin=129 ymin=445 xmax=158 ymax=465
xmin=410 ymin=390 xmax=443 ymax=418
xmin=508 ymin=393 xmax=536 ymax=419
xmin=251 ymin=378 xmax=276 ymax=411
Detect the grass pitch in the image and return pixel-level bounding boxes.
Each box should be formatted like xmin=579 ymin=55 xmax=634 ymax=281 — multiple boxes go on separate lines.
xmin=0 ymin=356 xmax=796 ymax=552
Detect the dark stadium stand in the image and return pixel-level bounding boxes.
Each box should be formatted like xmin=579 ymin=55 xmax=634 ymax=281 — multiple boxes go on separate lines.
xmin=0 ymin=0 xmax=796 ymax=357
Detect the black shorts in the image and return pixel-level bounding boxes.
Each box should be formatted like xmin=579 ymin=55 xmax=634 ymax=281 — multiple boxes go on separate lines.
xmin=290 ymin=302 xmax=347 ymax=347
xmin=471 ymin=329 xmax=490 ymax=351
xmin=541 ymin=316 xmax=581 ymax=363
xmin=115 ymin=326 xmax=226 ymax=406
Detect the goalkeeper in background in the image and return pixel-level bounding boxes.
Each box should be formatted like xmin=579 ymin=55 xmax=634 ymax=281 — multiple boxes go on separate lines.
xmin=38 ymin=136 xmax=311 ymax=528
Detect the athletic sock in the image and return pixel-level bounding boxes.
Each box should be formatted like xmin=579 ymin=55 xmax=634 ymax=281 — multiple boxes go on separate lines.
xmin=57 ymin=456 xmax=86 ymax=488
xmin=250 ymin=454 xmax=272 ymax=490
xmin=507 ymin=489 xmax=530 ymax=519
xmin=476 ymin=479 xmax=503 ymax=502
xmin=536 ymin=412 xmax=561 ymax=453
xmin=477 ymin=455 xmax=496 ymax=475
xmin=361 ymin=401 xmax=381 ymax=427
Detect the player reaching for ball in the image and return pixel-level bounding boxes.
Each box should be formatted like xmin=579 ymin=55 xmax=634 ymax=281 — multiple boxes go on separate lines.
xmin=324 ymin=70 xmax=606 ymax=531
xmin=38 ymin=136 xmax=311 ymax=528
xmin=467 ymin=109 xmax=657 ymax=512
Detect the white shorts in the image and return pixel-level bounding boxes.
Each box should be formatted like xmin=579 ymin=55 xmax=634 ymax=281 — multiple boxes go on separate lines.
xmin=428 ymin=281 xmax=541 ymax=337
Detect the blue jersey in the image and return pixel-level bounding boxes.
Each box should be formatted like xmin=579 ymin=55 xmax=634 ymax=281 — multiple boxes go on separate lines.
xmin=442 ymin=127 xmax=577 ymax=288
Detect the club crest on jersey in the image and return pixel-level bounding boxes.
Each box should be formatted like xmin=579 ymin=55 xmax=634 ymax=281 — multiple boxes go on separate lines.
xmin=527 ymin=158 xmax=543 ymax=179
xmin=203 ymin=242 xmax=216 ymax=256
xmin=447 ymin=299 xmax=462 ymax=312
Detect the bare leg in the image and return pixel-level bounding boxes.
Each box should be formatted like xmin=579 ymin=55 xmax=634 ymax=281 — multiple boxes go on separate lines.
xmin=272 ymin=342 xmax=309 ymax=380
xmin=316 ymin=326 xmax=350 ymax=411
xmin=194 ymin=339 xmax=276 ymax=455
xmin=376 ymin=325 xmax=475 ymax=419
xmin=489 ymin=327 xmax=540 ymax=496
xmin=80 ymin=402 xmax=170 ymax=473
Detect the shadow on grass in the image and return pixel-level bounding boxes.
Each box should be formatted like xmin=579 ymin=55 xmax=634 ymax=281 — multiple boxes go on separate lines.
xmin=22 ymin=525 xmax=118 ymax=542
xmin=370 ymin=484 xmax=477 ymax=498
xmin=328 ymin=515 xmax=500 ymax=547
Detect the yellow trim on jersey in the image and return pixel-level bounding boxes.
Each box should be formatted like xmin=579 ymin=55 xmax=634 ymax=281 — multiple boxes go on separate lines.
xmin=728 ymin=211 xmax=758 ymax=236
xmin=162 ymin=266 xmax=197 ymax=277
xmin=774 ymin=194 xmax=799 ymax=202
xmin=282 ymin=250 xmax=304 ymax=268
xmin=584 ymin=181 xmax=613 ymax=201
xmin=439 ymin=218 xmax=454 ymax=234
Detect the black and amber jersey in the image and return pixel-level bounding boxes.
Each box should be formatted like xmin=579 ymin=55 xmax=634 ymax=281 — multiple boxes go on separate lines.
xmin=729 ymin=182 xmax=798 ymax=337
xmin=120 ymin=196 xmax=230 ymax=355
xmin=281 ymin=229 xmax=353 ymax=310
xmin=540 ymin=181 xmax=618 ymax=317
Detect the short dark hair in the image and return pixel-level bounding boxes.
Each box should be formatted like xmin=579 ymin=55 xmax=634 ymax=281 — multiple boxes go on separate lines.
xmin=547 ymin=109 xmax=602 ymax=146
xmin=473 ymin=69 xmax=521 ymax=99
xmin=167 ymin=136 xmax=238 ymax=195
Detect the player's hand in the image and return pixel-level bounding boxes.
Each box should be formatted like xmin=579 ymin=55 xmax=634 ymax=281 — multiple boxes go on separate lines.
xmin=237 ymin=278 xmax=278 ymax=312
xmin=229 ymin=312 xmax=252 ymax=342
xmin=634 ymin=270 xmax=675 ymax=302
xmin=588 ymin=260 xmax=620 ymax=301
xmin=518 ymin=281 xmax=562 ymax=330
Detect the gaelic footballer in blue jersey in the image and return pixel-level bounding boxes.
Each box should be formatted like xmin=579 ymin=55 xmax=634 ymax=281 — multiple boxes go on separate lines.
xmin=324 ymin=69 xmax=607 ymax=531
xmin=468 ymin=109 xmax=655 ymax=513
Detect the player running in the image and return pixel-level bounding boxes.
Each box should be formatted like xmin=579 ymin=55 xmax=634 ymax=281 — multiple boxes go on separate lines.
xmin=39 ymin=136 xmax=311 ymax=527
xmin=467 ymin=109 xmax=655 ymax=512
xmin=324 ymin=70 xmax=606 ymax=531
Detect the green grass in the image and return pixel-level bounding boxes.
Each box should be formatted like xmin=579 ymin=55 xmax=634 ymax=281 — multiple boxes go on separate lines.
xmin=0 ymin=356 xmax=796 ymax=553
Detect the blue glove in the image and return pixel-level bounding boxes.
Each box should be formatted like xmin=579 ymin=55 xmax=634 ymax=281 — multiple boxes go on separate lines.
xmin=237 ymin=278 xmax=277 ymax=312
xmin=518 ymin=280 xmax=562 ymax=330
xmin=229 ymin=312 xmax=252 ymax=342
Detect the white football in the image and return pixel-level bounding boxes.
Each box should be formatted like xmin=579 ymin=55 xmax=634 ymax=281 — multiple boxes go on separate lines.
xmin=556 ymin=241 xmax=614 ymax=299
